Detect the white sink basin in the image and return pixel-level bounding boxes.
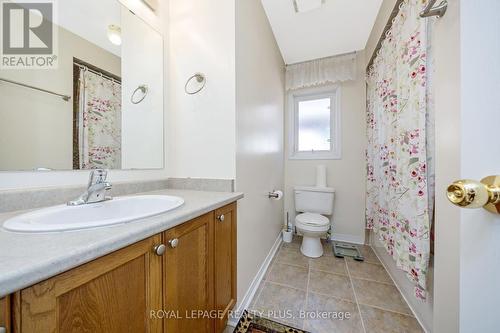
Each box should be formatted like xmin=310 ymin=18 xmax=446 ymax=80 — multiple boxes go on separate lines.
xmin=3 ymin=195 xmax=184 ymax=233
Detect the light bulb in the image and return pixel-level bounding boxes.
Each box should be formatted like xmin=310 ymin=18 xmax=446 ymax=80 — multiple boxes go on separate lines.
xmin=107 ymin=24 xmax=122 ymax=46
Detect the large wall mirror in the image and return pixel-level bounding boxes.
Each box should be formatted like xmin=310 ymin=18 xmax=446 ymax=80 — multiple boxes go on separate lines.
xmin=0 ymin=0 xmax=164 ymax=171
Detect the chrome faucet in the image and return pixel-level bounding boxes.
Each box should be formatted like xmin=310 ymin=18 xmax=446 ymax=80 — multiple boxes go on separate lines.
xmin=68 ymin=169 xmax=112 ymax=206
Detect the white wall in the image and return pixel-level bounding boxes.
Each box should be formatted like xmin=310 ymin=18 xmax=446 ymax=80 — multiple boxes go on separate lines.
xmin=284 ymin=53 xmax=366 ymax=244
xmin=0 ymin=0 xmax=169 ymax=190
xmin=432 ymin=1 xmax=460 ymax=331
xmin=167 ymin=0 xmax=236 ymax=179
xmin=235 ymin=0 xmax=285 ymax=307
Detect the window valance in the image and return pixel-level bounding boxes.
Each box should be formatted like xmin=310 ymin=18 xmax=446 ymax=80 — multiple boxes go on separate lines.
xmin=285 ymin=53 xmax=357 ymax=91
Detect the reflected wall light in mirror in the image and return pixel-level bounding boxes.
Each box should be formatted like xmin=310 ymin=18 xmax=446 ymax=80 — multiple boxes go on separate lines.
xmin=107 ymin=25 xmax=122 ymax=45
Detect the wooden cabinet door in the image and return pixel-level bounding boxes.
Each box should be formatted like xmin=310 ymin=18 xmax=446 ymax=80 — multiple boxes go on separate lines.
xmin=163 ymin=213 xmax=214 ymax=333
xmin=214 ymin=203 xmax=237 ymax=332
xmin=0 ymin=296 xmax=12 ymax=332
xmin=19 ymin=235 xmax=163 ymax=333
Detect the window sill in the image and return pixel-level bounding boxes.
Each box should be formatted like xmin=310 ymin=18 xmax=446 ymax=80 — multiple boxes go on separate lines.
xmin=288 ymin=152 xmax=341 ymax=160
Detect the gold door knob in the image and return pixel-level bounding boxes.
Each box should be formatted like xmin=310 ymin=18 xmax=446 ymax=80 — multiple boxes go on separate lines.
xmin=446 ymin=176 xmax=500 ymax=214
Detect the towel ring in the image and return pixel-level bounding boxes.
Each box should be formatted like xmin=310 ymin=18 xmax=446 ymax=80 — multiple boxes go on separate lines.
xmin=131 ymin=84 xmax=148 ymax=104
xmin=184 ymin=73 xmax=206 ymax=95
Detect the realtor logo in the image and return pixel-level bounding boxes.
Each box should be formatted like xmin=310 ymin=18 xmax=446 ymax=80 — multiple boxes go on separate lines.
xmin=1 ymin=0 xmax=57 ymax=69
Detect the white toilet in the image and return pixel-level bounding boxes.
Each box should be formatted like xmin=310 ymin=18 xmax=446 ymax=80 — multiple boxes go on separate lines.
xmin=294 ymin=186 xmax=335 ymax=258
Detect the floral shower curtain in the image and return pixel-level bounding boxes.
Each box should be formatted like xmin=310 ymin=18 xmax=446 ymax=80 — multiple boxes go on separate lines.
xmin=366 ymin=0 xmax=434 ymax=300
xmin=77 ymin=68 xmax=122 ymax=169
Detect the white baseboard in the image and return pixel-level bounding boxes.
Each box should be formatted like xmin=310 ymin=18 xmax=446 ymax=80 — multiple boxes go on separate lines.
xmin=227 ymin=232 xmax=283 ymax=327
xmin=330 ymin=232 xmax=365 ymax=245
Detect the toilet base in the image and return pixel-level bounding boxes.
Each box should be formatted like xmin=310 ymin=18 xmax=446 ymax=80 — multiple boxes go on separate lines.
xmin=300 ymin=235 xmax=324 ymax=258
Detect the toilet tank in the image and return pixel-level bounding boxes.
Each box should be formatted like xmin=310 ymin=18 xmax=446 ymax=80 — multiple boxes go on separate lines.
xmin=294 ymin=186 xmax=335 ymax=215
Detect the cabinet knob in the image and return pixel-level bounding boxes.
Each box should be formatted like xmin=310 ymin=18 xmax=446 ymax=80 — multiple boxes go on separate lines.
xmin=217 ymin=214 xmax=225 ymax=222
xmin=153 ymin=244 xmax=166 ymax=256
xmin=168 ymin=238 xmax=179 ymax=248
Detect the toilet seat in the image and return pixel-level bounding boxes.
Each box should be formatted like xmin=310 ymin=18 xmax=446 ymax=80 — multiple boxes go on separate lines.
xmin=295 ymin=213 xmax=330 ymax=258
xmin=295 ymin=213 xmax=330 ymax=230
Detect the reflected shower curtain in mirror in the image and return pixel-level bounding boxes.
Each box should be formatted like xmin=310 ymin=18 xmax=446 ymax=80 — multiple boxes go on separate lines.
xmin=75 ymin=68 xmax=122 ymax=169
xmin=366 ymin=0 xmax=434 ymax=300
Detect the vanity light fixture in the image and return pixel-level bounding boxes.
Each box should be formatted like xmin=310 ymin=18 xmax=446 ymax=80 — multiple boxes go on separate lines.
xmin=293 ymin=0 xmax=326 ymax=13
xmin=107 ymin=24 xmax=122 ymax=46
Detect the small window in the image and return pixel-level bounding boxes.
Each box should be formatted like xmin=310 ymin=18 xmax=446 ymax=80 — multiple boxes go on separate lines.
xmin=288 ymin=86 xmax=341 ymax=159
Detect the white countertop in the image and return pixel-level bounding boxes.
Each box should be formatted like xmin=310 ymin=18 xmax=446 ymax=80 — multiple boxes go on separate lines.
xmin=0 ymin=189 xmax=243 ymax=297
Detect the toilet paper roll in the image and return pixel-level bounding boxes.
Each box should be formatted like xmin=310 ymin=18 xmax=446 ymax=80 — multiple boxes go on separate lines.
xmin=316 ymin=165 xmax=327 ymax=187
xmin=270 ymin=190 xmax=283 ymax=200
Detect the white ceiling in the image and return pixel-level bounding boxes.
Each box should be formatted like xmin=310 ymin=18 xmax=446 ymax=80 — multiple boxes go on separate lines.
xmin=57 ymin=0 xmax=122 ymax=56
xmin=261 ymin=0 xmax=383 ymax=64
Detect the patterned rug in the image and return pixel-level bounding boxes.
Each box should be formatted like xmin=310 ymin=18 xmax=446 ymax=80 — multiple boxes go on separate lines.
xmin=233 ymin=310 xmax=309 ymax=333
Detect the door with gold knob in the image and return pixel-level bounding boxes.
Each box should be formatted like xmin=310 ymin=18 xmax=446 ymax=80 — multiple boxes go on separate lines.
xmin=432 ymin=2 xmax=500 ymax=332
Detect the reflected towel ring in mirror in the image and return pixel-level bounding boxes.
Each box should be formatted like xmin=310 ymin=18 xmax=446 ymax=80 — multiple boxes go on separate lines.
xmin=131 ymin=84 xmax=148 ymax=104
xmin=185 ymin=73 xmax=206 ymax=95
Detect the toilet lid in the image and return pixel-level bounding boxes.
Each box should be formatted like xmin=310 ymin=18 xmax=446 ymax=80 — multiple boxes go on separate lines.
xmin=295 ymin=213 xmax=330 ymax=227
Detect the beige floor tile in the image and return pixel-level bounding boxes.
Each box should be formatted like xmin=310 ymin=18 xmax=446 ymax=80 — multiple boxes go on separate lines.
xmin=352 ymin=279 xmax=412 ymax=315
xmin=304 ymin=292 xmax=364 ymax=333
xmin=266 ymin=262 xmax=308 ymax=290
xmin=281 ymin=235 xmax=302 ymax=250
xmin=357 ymin=245 xmax=381 ymax=264
xmin=223 ymin=325 xmax=235 ymax=333
xmin=330 ymin=242 xmax=378 ymax=263
xmin=346 ymin=260 xmax=392 ymax=284
xmin=309 ymin=255 xmax=348 ymax=275
xmin=274 ymin=246 xmax=309 ymax=268
xmin=309 ymin=270 xmax=355 ymax=301
xmin=360 ymin=304 xmax=423 ymax=333
xmin=249 ymin=237 xmax=418 ymax=333
xmin=251 ymin=282 xmax=306 ymax=328
xmin=321 ymin=239 xmax=334 ymax=256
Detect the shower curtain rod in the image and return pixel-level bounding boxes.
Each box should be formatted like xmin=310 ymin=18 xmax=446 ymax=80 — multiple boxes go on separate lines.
xmin=366 ymin=0 xmax=404 ymax=72
xmin=366 ymin=0 xmax=448 ymax=72
xmin=74 ymin=62 xmax=121 ymax=84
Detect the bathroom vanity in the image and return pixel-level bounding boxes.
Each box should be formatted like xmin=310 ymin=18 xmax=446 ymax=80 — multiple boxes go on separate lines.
xmin=0 ymin=189 xmax=241 ymax=333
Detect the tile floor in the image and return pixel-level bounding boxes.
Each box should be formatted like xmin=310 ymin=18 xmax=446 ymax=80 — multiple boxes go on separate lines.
xmin=245 ymin=237 xmax=424 ymax=333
